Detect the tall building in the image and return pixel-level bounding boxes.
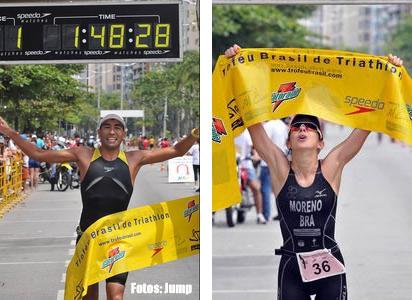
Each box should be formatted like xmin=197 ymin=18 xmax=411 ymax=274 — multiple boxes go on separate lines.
xmin=182 ymin=0 xmax=199 ymax=52
xmin=301 ymin=5 xmax=412 ymax=55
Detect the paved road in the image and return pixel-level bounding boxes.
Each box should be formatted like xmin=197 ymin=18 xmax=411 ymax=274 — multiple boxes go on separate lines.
xmin=0 ymin=163 xmax=199 ymax=300
xmin=213 ymin=124 xmax=412 ymax=300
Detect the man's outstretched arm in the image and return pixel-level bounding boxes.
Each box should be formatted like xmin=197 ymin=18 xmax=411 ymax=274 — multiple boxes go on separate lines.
xmin=133 ymin=128 xmax=199 ymax=166
xmin=0 ymin=117 xmax=78 ymax=163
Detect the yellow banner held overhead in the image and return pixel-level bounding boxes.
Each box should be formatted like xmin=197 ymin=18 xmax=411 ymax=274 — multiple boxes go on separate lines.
xmin=64 ymin=195 xmax=200 ymax=300
xmin=212 ymin=48 xmax=412 ymax=211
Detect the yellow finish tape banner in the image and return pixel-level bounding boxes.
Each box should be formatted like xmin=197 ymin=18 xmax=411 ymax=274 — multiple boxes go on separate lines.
xmin=212 ymin=48 xmax=412 ymax=211
xmin=64 ymin=195 xmax=200 ymax=300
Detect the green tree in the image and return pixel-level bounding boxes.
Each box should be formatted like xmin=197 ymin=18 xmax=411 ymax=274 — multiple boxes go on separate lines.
xmin=131 ymin=51 xmax=199 ymax=137
xmin=385 ymin=15 xmax=412 ymax=70
xmin=100 ymin=91 xmax=122 ymax=110
xmin=0 ymin=64 xmax=90 ymax=132
xmin=213 ymin=5 xmax=318 ymax=63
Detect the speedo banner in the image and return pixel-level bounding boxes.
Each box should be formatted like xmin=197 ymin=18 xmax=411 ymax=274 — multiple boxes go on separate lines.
xmin=64 ymin=195 xmax=200 ymax=300
xmin=212 ymin=48 xmax=412 ymax=211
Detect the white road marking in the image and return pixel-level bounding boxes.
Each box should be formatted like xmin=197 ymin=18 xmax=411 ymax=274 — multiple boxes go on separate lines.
xmin=213 ymin=289 xmax=276 ymax=293
xmin=0 ymin=235 xmax=77 ymax=240
xmin=0 ymin=245 xmax=72 ymax=249
xmin=0 ymin=261 xmax=65 ymax=265
xmin=68 ymin=248 xmax=75 ymax=255
xmin=213 ymin=253 xmax=275 ymax=258
xmin=70 ymin=240 xmax=76 ymax=246
xmin=0 ymin=220 xmax=74 ymax=223
xmin=213 ymin=265 xmax=274 ymax=270
xmin=61 ymin=273 xmax=66 ymax=283
xmin=12 ymin=208 xmax=79 ymax=211
xmin=213 ymin=229 xmax=281 ymax=235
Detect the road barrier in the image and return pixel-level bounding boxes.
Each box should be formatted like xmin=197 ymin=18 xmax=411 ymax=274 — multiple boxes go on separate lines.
xmin=0 ymin=157 xmax=25 ymax=217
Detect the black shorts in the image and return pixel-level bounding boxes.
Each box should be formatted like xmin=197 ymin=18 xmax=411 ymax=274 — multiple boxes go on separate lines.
xmin=193 ymin=164 xmax=200 ymax=181
xmin=277 ymin=249 xmax=347 ymax=299
xmin=29 ymin=159 xmax=41 ymax=169
xmin=76 ymin=233 xmax=129 ymax=285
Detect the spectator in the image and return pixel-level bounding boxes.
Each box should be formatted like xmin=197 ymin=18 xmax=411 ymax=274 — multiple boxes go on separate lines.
xmin=235 ymin=130 xmax=266 ymax=224
xmin=138 ymin=136 xmax=144 ymax=150
xmin=21 ymin=150 xmax=30 ymax=193
xmin=20 ymin=128 xmax=30 ymax=141
xmin=49 ymin=139 xmax=64 ymax=191
xmin=143 ymin=136 xmax=149 ymax=150
xmin=28 ymin=135 xmax=41 ymax=190
xmin=188 ymin=139 xmax=200 ymax=192
xmin=0 ymin=135 xmax=5 ymax=161
xmin=149 ymin=136 xmax=155 ymax=150
xmin=160 ymin=137 xmax=170 ymax=148
xmin=0 ymin=136 xmax=12 ymax=161
xmin=35 ymin=134 xmax=45 ymax=149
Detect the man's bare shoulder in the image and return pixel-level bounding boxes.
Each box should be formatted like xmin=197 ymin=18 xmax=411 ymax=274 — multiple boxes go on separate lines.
xmin=74 ymin=146 xmax=94 ymax=159
xmin=125 ymin=149 xmax=144 ymax=162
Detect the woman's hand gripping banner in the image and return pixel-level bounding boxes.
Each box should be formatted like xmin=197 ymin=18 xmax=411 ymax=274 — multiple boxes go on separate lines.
xmin=64 ymin=195 xmax=200 ymax=300
xmin=212 ymin=48 xmax=412 ymax=211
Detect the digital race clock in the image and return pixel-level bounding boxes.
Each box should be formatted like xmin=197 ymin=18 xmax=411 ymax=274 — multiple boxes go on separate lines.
xmin=0 ymin=1 xmax=182 ymax=63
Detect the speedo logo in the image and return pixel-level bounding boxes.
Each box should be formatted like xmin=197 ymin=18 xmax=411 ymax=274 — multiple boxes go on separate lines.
xmin=143 ymin=50 xmax=170 ymax=55
xmin=104 ymin=166 xmax=115 ymax=173
xmin=84 ymin=50 xmax=111 ymax=56
xmin=17 ymin=13 xmax=51 ymax=19
xmin=271 ymin=82 xmax=301 ymax=112
xmin=344 ymin=96 xmax=384 ymax=115
xmin=148 ymin=240 xmax=167 ymax=257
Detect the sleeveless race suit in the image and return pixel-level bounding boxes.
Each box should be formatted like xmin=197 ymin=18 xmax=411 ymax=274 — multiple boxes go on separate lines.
xmin=275 ymin=161 xmax=347 ymax=299
xmin=78 ymin=148 xmax=133 ymax=285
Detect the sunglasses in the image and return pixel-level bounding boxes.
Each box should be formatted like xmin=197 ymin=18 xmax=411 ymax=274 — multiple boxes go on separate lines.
xmin=290 ymin=122 xmax=319 ymax=131
xmin=290 ymin=122 xmax=323 ymax=139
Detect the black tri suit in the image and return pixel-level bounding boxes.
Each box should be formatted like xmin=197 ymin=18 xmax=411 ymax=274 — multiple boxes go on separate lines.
xmin=275 ymin=161 xmax=347 ymax=300
xmin=77 ymin=148 xmax=133 ymax=285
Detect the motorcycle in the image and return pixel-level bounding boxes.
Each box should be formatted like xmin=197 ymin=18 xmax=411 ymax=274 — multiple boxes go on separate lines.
xmin=70 ymin=163 xmax=80 ymax=189
xmin=56 ymin=162 xmax=73 ymax=191
xmin=38 ymin=162 xmax=52 ymax=184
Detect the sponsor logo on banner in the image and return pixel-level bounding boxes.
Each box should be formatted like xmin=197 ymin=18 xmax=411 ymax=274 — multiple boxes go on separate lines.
xmin=344 ymin=95 xmax=384 ymax=115
xmin=184 ymin=199 xmax=200 ymax=222
xmin=101 ymin=247 xmax=125 ymax=273
xmin=212 ymin=117 xmax=227 ymax=143
xmin=407 ymin=104 xmax=412 ymax=120
xmin=174 ymin=234 xmax=189 ymax=255
xmin=148 ymin=240 xmax=167 ymax=257
xmin=74 ymin=280 xmax=84 ymax=300
xmin=189 ymin=229 xmax=200 ymax=251
xmin=271 ymin=82 xmax=301 ymax=112
xmin=227 ymin=98 xmax=244 ymax=130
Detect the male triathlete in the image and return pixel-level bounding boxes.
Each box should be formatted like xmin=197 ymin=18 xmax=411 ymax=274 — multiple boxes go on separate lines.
xmin=0 ymin=113 xmax=199 ymax=300
xmin=224 ymin=45 xmax=402 ymax=299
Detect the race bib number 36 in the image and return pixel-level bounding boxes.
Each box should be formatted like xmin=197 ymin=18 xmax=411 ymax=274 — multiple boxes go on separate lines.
xmin=296 ymin=249 xmax=346 ymax=282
